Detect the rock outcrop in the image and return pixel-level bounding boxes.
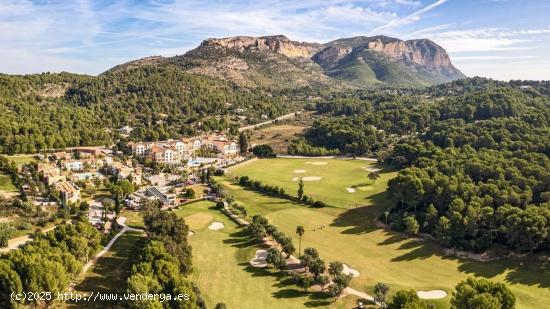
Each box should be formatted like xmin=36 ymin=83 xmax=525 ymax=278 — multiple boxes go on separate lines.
xmin=106 ymin=34 xmax=465 ymax=88
xmin=202 ymin=35 xmax=322 ymax=58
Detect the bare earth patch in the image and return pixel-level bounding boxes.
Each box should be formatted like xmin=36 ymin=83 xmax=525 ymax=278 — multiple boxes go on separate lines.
xmin=208 ymin=222 xmax=225 ymax=230
xmin=305 ymin=161 xmax=328 ymax=166
xmin=250 ymin=249 xmax=268 ymax=268
xmin=292 ymin=176 xmax=322 ymax=181
xmin=417 ymin=290 xmax=447 ymax=299
xmin=294 ymin=169 xmax=306 ymax=173
xmin=346 ymin=187 xmax=356 ymax=193
xmin=342 ymin=264 xmax=360 ymax=277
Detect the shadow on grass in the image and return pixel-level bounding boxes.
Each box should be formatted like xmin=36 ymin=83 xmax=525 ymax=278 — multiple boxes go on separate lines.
xmin=303 ymin=291 xmax=334 ymax=307
xmin=222 ymin=230 xmax=262 ymax=248
xmin=330 ymin=191 xmax=391 ymax=234
xmin=387 ymin=235 xmax=550 ymax=289
xmin=69 ymin=232 xmax=146 ymax=308
xmin=331 ymin=190 xmax=550 ymax=290
xmin=228 ymin=230 xmax=337 ymax=308
xmin=377 ymin=233 xmax=408 ymax=246
xmin=505 ymin=256 xmax=550 ymax=288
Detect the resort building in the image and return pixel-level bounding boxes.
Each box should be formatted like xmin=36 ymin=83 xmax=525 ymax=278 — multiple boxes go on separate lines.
xmin=55 ymin=181 xmax=81 ymax=204
xmin=128 ymin=133 xmax=239 ymax=163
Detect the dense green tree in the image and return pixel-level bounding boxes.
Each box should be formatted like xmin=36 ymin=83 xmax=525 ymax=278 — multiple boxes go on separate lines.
xmin=238 ymin=132 xmax=249 ymax=154
xmin=388 ymin=290 xmax=426 ymax=309
xmin=252 ymin=144 xmax=275 ymax=157
xmin=374 ymin=282 xmax=390 ymax=307
xmin=297 ymin=178 xmax=304 ymax=200
xmin=0 ymin=223 xmax=15 ymax=247
xmin=328 ymin=261 xmax=344 ymax=276
xmin=451 ymin=278 xmax=515 ymax=309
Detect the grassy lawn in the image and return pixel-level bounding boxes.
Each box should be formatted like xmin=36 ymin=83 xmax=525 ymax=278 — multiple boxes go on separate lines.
xmin=174 ymin=200 xmax=359 ymax=309
xmin=10 ymin=218 xmax=59 ymax=238
xmin=226 ymin=157 xmax=397 ymax=209
xmin=216 ymin=158 xmax=550 ymax=309
xmin=0 ymin=172 xmax=17 ymax=192
xmin=69 ymin=231 xmax=146 ymax=308
xmin=250 ymin=124 xmax=309 ymax=154
xmin=6 ymin=155 xmax=37 ymax=167
xmin=120 ymin=209 xmax=145 ymax=229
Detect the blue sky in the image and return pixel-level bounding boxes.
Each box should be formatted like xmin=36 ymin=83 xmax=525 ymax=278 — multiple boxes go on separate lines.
xmin=1 ymin=0 xmax=549 ymax=80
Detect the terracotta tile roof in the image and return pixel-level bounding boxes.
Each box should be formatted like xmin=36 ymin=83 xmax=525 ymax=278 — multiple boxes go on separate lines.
xmin=56 ymin=181 xmax=78 ymax=193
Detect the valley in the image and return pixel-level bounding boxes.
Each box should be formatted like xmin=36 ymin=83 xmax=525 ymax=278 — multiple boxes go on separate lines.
xmin=0 ymin=26 xmax=548 ymax=309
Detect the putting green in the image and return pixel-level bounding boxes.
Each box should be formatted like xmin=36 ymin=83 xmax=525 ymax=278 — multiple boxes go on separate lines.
xmin=215 ymin=157 xmax=550 ymax=309
xmin=226 ymin=158 xmax=396 ymax=208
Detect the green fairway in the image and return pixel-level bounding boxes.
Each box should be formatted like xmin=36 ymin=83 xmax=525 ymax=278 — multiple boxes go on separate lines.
xmin=0 ymin=172 xmax=16 ymax=192
xmin=226 ymin=158 xmax=397 ymax=208
xmin=215 ymin=158 xmax=550 ymax=309
xmin=70 ymin=231 xmax=146 ymax=308
xmin=174 ymin=200 xmax=359 ymax=309
xmin=120 ymin=209 xmax=145 ymax=229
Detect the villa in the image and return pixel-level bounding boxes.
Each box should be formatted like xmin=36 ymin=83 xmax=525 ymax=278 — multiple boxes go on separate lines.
xmin=55 ymin=181 xmax=81 ymax=204
xmin=128 ymin=133 xmax=240 ymax=163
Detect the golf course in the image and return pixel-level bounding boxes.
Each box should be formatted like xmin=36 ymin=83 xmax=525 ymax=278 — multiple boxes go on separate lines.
xmin=187 ymin=157 xmax=549 ymax=309
xmin=173 ymin=200 xmax=359 ymax=308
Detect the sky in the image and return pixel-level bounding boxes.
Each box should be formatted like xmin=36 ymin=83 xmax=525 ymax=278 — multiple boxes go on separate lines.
xmin=1 ymin=0 xmax=549 ymax=80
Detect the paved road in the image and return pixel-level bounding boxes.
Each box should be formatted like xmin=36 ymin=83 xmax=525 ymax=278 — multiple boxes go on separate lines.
xmin=238 ymin=112 xmax=298 ymax=132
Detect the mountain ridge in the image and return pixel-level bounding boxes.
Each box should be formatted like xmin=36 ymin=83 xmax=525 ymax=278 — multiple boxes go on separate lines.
xmin=107 ymin=34 xmax=465 ymax=88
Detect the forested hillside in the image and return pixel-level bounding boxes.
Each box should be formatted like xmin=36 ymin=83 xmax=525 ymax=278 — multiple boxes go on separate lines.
xmin=295 ymin=78 xmax=550 ymax=252
xmin=0 ymin=67 xmax=298 ymax=154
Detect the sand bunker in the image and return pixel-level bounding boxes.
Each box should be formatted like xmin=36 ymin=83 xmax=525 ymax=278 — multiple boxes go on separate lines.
xmin=342 ymin=264 xmax=360 ymax=277
xmin=306 ymin=161 xmax=328 ymax=166
xmin=417 ymin=290 xmax=448 ymax=299
xmin=250 ymin=249 xmax=268 ymax=268
xmin=294 ymin=169 xmax=307 ymax=173
xmin=364 ymin=167 xmax=381 ymax=172
xmin=208 ymin=222 xmax=224 ymax=230
xmin=188 ymin=231 xmax=194 ymax=236
xmin=292 ymin=176 xmax=322 ymax=181
xmin=346 ymin=187 xmax=356 ymax=193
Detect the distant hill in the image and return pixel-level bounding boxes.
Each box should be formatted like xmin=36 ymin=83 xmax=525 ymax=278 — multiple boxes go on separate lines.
xmin=108 ymin=34 xmax=465 ymax=89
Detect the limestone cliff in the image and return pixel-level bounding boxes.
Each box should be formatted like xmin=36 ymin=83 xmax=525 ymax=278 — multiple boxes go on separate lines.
xmin=106 ymin=34 xmax=465 ymax=88
xmin=201 ymin=35 xmax=322 ymax=58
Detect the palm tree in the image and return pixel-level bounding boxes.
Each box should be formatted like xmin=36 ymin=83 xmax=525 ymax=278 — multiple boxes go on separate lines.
xmin=368 ymin=171 xmax=381 ymax=184
xmin=296 ymin=225 xmax=305 ymax=256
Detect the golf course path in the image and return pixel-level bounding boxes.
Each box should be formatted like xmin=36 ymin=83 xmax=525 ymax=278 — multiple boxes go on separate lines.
xmin=342 ymin=287 xmax=375 ymax=302
xmin=0 ymin=224 xmax=60 ymax=253
xmin=81 ymin=217 xmax=143 ymax=275
xmin=221 ymin=202 xmax=376 ymax=304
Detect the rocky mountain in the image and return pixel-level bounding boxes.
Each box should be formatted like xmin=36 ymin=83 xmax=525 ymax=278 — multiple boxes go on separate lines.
xmin=314 ymin=36 xmax=464 ymax=87
xmin=108 ymin=35 xmax=465 ymax=89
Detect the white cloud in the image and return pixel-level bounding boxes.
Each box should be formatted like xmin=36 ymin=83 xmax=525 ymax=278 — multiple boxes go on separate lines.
xmin=416 ymin=27 xmax=550 ymax=52
xmin=456 ymin=60 xmax=550 ymax=81
xmin=0 ymin=0 xmax=548 ymax=80
xmin=369 ymin=0 xmax=449 ymax=35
